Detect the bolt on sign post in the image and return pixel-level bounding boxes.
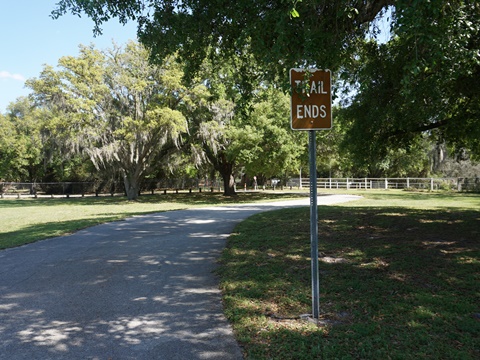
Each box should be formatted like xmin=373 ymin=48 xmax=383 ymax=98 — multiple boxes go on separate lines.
xmin=290 ymin=68 xmax=332 ymax=320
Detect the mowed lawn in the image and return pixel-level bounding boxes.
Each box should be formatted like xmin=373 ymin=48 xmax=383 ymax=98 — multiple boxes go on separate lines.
xmin=216 ymin=191 xmax=480 ymax=359
xmin=0 ymin=191 xmax=306 ymax=249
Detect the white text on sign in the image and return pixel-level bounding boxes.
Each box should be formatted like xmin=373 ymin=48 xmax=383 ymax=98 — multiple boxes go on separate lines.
xmin=290 ymin=68 xmax=332 ymax=130
xmin=296 ymin=104 xmax=328 ymax=119
xmin=294 ymin=80 xmax=328 ymax=94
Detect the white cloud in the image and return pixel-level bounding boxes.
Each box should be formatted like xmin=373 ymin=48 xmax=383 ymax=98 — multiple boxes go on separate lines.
xmin=0 ymin=71 xmax=26 ymax=82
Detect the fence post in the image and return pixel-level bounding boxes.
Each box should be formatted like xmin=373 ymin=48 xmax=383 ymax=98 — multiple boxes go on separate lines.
xmin=385 ymin=178 xmax=388 ymax=190
xmin=430 ymin=178 xmax=434 ymax=191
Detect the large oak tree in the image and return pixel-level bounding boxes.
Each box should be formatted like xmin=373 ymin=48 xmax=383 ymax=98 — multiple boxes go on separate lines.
xmin=27 ymin=42 xmax=186 ymax=200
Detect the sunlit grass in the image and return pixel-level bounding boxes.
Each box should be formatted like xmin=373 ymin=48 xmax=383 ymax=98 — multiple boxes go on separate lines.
xmin=0 ymin=191 xmax=307 ymax=249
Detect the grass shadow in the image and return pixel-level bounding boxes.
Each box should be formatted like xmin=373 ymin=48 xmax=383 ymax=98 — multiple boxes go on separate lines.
xmin=217 ymin=204 xmax=480 ymax=359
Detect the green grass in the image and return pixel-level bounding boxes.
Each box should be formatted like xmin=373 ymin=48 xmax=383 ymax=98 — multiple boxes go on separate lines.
xmin=0 ymin=191 xmax=307 ymax=249
xmin=217 ymin=191 xmax=480 ymax=359
xmin=2 ymin=189 xmax=479 ymax=358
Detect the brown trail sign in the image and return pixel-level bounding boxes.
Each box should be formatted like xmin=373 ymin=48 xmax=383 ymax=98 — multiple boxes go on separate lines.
xmin=290 ymin=68 xmax=332 ymax=130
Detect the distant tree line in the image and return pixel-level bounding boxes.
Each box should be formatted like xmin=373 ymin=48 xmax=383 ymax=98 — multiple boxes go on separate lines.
xmin=1 ymin=42 xmax=307 ymax=199
xmin=2 ymin=0 xmax=480 ymax=202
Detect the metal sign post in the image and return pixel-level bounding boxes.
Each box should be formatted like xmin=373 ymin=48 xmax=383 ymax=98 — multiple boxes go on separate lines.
xmin=309 ymin=130 xmax=319 ymax=319
xmin=290 ymin=68 xmax=331 ymax=320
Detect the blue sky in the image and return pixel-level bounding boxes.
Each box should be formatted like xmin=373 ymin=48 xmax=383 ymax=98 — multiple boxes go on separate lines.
xmin=0 ymin=1 xmax=138 ymax=113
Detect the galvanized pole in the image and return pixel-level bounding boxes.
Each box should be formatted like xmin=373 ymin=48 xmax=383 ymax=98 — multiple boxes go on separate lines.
xmin=309 ymin=130 xmax=319 ymax=319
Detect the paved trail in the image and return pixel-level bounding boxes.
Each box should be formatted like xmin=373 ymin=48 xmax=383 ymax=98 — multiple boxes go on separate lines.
xmin=0 ymin=195 xmax=360 ymax=359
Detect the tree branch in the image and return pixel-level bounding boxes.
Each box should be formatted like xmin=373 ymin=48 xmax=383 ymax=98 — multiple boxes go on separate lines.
xmin=388 ymin=118 xmax=451 ymax=138
xmin=357 ymin=0 xmax=396 ymax=24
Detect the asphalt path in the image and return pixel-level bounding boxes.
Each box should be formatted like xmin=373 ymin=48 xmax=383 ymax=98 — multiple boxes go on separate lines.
xmin=0 ymin=194 xmax=360 ymax=359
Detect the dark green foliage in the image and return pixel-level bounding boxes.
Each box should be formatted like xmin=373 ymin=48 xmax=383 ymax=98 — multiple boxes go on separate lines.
xmin=340 ymin=1 xmax=480 ymax=169
xmin=53 ymin=0 xmax=390 ymax=78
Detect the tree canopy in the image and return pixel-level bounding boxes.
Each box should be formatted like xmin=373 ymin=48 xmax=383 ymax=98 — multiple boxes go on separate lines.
xmin=15 ymin=41 xmax=306 ymax=196
xmin=2 ymin=0 xmax=479 ymax=186
xmin=339 ymin=1 xmax=480 ymax=163
xmin=0 ymin=98 xmax=47 ymax=182
xmin=52 ymin=0 xmax=391 ymax=76
xmin=52 ymin=0 xmax=480 ymax=169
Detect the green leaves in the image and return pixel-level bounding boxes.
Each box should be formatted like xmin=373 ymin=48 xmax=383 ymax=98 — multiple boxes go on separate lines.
xmin=336 ymin=1 xmax=480 ymax=173
xmin=230 ymin=87 xmax=305 ymax=179
xmin=26 ymin=41 xmax=192 ymax=199
xmin=53 ymin=0 xmax=390 ymax=80
xmin=0 ymin=98 xmax=50 ymax=181
xmin=289 ymin=0 xmax=302 ymax=18
xmin=290 ymin=9 xmax=300 ymax=18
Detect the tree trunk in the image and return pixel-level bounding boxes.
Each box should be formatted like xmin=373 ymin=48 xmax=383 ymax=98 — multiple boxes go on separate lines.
xmin=204 ymin=149 xmax=237 ymax=196
xmin=123 ymin=173 xmax=140 ymax=200
xmin=217 ymin=155 xmax=236 ymax=196
xmin=221 ymin=171 xmax=236 ymax=196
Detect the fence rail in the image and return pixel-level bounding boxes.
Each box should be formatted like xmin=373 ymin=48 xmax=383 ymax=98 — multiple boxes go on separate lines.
xmin=0 ymin=179 xmax=224 ymax=198
xmin=0 ymin=177 xmax=478 ymax=198
xmin=295 ymin=177 xmax=479 ymax=192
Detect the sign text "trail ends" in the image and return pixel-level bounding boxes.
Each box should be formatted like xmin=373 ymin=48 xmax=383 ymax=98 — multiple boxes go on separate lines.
xmin=290 ymin=69 xmax=332 ymax=130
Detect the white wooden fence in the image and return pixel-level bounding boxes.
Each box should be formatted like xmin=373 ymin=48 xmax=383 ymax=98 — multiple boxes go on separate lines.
xmin=1 ymin=177 xmax=479 ymax=198
xmin=290 ymin=177 xmax=479 ymax=192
